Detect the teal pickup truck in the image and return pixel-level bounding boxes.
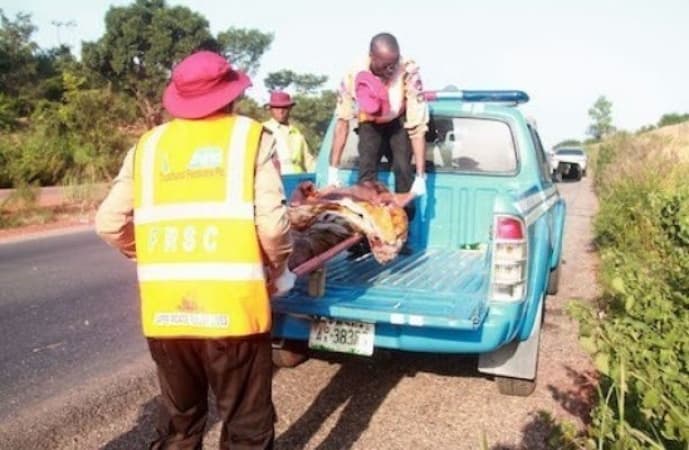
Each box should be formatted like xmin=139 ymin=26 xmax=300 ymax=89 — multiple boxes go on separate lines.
xmin=274 ymin=90 xmax=566 ymax=396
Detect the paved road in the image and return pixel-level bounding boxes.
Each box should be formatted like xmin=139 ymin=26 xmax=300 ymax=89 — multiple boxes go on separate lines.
xmin=0 ymin=230 xmax=142 ymax=422
xmin=0 ymin=177 xmax=598 ymax=449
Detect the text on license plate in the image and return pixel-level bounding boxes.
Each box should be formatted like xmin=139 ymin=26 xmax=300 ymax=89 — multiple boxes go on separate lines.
xmin=308 ymin=319 xmax=375 ymax=356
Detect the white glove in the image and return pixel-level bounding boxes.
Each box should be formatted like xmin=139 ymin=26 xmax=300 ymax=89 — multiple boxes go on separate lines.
xmin=273 ymin=269 xmax=297 ymax=297
xmin=410 ymin=174 xmax=427 ymax=197
xmin=327 ymin=165 xmax=342 ymax=187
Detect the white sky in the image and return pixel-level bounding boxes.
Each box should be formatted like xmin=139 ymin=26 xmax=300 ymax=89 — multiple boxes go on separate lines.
xmin=4 ymin=0 xmax=689 ymax=149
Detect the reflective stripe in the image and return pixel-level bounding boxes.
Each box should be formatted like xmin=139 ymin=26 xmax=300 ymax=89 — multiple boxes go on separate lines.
xmin=516 ymin=186 xmax=557 ymax=213
xmin=138 ymin=262 xmax=265 ymax=282
xmin=524 ymin=192 xmax=559 ymax=225
xmin=135 ymin=201 xmax=254 ymax=224
xmin=226 ymin=117 xmax=251 ymax=204
xmin=141 ymin=125 xmax=168 ymax=207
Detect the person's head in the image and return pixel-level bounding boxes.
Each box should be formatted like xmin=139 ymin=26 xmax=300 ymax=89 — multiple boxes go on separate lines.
xmin=369 ymin=32 xmax=400 ymax=82
xmin=266 ymin=91 xmax=295 ymax=125
xmin=163 ymin=51 xmax=251 ymax=119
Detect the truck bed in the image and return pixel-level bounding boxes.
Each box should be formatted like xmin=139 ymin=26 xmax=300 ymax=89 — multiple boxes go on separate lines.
xmin=273 ymin=248 xmax=491 ymax=330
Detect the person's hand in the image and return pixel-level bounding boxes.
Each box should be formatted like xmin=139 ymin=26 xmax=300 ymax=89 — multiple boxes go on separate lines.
xmin=272 ymin=268 xmax=297 ymax=297
xmin=410 ymin=174 xmax=427 ymax=197
xmin=327 ymin=165 xmax=342 ymax=187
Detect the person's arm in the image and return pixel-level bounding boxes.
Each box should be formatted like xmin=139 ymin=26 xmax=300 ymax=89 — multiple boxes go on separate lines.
xmin=330 ymin=72 xmax=356 ymax=168
xmin=301 ymin=136 xmax=316 ymax=172
xmin=329 ymin=119 xmax=349 ymax=167
xmin=95 ymin=147 xmax=136 ymax=259
xmin=254 ymin=131 xmax=293 ymax=275
xmin=403 ymin=60 xmax=430 ymax=176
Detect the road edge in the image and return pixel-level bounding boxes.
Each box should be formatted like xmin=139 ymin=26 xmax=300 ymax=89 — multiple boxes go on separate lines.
xmin=0 ymin=358 xmax=159 ymax=449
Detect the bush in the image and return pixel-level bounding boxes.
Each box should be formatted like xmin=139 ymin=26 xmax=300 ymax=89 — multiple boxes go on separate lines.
xmin=571 ymin=131 xmax=689 ymax=448
xmin=0 ymin=73 xmax=137 ymax=187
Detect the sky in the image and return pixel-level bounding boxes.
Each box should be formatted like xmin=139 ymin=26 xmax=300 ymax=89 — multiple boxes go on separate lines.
xmin=4 ymin=0 xmax=689 ymax=149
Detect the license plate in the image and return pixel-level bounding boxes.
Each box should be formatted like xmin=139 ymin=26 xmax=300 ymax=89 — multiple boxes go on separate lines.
xmin=308 ymin=319 xmax=375 ymax=356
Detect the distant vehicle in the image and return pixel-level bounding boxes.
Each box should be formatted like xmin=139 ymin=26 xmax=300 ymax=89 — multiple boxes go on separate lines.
xmin=550 ymin=147 xmax=587 ymax=181
xmin=274 ymin=89 xmax=567 ymax=397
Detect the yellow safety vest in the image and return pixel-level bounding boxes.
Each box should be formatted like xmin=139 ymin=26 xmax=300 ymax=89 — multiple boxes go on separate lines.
xmin=133 ymin=114 xmax=270 ymax=338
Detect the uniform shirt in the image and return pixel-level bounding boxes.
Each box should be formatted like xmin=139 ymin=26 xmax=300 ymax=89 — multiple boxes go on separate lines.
xmin=262 ymin=118 xmax=315 ymax=174
xmin=334 ymin=56 xmax=430 ymax=138
xmin=95 ymin=128 xmax=293 ymax=273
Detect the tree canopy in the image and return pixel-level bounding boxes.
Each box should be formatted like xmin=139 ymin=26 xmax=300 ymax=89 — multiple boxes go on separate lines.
xmin=587 ymin=95 xmax=615 ymax=141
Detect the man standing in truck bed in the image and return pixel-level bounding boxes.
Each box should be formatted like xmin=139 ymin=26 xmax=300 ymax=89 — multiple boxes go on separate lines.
xmin=328 ymin=32 xmax=429 ymax=253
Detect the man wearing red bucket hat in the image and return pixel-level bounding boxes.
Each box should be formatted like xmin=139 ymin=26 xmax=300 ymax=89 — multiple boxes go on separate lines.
xmin=329 ymin=32 xmax=429 ymax=254
xmin=262 ymin=91 xmax=315 ymax=174
xmin=95 ymin=50 xmax=294 ymax=449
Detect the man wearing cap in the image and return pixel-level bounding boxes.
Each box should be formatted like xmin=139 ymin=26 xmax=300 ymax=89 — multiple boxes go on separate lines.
xmin=262 ymin=91 xmax=315 ymax=174
xmin=328 ymin=32 xmax=429 ymax=204
xmin=95 ymin=50 xmax=294 ymax=449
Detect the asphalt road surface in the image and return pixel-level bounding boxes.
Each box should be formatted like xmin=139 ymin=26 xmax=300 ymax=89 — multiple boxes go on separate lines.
xmin=0 ymin=231 xmax=142 ymax=422
xmin=0 ymin=176 xmax=598 ymax=449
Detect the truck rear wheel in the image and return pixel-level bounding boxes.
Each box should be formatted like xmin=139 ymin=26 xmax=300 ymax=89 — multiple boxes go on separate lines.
xmin=547 ymin=264 xmax=560 ymax=295
xmin=272 ymin=340 xmax=309 ymax=368
xmin=496 ymin=376 xmax=536 ymax=396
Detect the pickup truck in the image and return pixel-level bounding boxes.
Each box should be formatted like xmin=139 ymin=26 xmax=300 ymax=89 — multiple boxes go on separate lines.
xmin=274 ymin=90 xmax=566 ymax=396
xmin=549 ymin=147 xmax=588 ymax=181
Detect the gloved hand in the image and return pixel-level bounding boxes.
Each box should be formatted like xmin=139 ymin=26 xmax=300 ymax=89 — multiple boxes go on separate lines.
xmin=410 ymin=174 xmax=427 ymax=197
xmin=327 ymin=165 xmax=342 ymax=187
xmin=272 ymin=268 xmax=297 ymax=297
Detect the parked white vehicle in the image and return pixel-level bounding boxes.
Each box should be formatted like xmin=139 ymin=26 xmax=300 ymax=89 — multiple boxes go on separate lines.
xmin=549 ymin=147 xmax=588 ymax=181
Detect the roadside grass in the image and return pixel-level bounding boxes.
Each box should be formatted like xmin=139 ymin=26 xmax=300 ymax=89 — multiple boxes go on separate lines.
xmin=549 ymin=124 xmax=689 ymax=449
xmin=0 ymin=181 xmax=105 ymax=230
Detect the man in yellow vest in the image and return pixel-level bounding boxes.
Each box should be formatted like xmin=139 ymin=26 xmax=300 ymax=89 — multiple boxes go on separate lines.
xmin=262 ymin=91 xmax=315 ymax=174
xmin=95 ymin=50 xmax=294 ymax=450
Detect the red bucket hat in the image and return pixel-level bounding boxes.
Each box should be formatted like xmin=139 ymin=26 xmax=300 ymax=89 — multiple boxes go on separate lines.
xmin=163 ymin=51 xmax=251 ymax=119
xmin=266 ymin=91 xmax=295 ymax=108
xmin=355 ymin=71 xmax=390 ymax=117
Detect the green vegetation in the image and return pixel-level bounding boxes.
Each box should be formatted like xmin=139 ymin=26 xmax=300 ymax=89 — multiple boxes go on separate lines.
xmin=0 ymin=0 xmax=335 ymax=190
xmin=587 ymin=96 xmax=615 ymax=141
xmin=561 ymin=132 xmax=689 ymax=449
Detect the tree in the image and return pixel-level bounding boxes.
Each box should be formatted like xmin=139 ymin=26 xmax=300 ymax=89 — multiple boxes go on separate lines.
xmin=554 ymin=139 xmax=582 ymax=149
xmin=264 ymin=69 xmax=328 ymax=94
xmin=82 ymin=1 xmax=274 ymax=127
xmin=263 ymin=70 xmax=336 ymax=153
xmin=587 ymin=95 xmax=615 ymax=141
xmin=216 ymin=27 xmax=273 ymax=76
xmin=82 ymin=0 xmax=215 ymax=126
xmin=657 ymin=113 xmax=689 ymax=128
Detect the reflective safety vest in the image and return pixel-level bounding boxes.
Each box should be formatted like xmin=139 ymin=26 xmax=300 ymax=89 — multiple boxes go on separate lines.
xmin=133 ymin=115 xmax=270 ymax=338
xmin=262 ymin=119 xmax=307 ymax=174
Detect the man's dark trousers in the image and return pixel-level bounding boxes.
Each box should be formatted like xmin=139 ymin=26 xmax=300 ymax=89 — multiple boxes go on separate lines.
xmin=147 ymin=334 xmax=274 ymax=450
xmin=357 ymin=118 xmax=416 ymax=222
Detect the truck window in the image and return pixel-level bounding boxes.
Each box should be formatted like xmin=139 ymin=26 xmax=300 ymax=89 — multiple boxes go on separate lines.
xmin=337 ymin=116 xmax=517 ymax=174
xmin=528 ymin=125 xmax=552 ymax=183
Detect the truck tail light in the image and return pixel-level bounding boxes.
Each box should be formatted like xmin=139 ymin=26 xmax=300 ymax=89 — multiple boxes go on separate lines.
xmin=491 ymin=215 xmax=527 ymax=301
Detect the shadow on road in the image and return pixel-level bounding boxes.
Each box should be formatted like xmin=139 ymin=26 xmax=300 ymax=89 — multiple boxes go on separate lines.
xmin=276 ymin=351 xmax=480 ymax=449
xmin=103 ymin=394 xmax=222 ymax=449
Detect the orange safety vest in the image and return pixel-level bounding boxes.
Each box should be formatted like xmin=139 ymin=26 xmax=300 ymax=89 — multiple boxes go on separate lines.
xmin=133 ymin=115 xmax=270 ymax=338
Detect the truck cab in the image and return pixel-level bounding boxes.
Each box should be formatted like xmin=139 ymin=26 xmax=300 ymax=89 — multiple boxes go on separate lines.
xmin=274 ymin=90 xmax=566 ymax=396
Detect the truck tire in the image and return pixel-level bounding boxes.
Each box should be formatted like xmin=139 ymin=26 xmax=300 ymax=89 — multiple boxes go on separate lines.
xmin=272 ymin=340 xmax=309 ymax=368
xmin=547 ymin=264 xmax=560 ymax=295
xmin=573 ymin=166 xmax=582 ymax=181
xmin=582 ymin=168 xmax=587 ymax=177
xmin=496 ymin=376 xmax=536 ymax=396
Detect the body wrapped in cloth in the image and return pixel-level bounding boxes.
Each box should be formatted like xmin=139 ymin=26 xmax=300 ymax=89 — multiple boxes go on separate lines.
xmin=286 ymin=181 xmax=412 ymax=269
